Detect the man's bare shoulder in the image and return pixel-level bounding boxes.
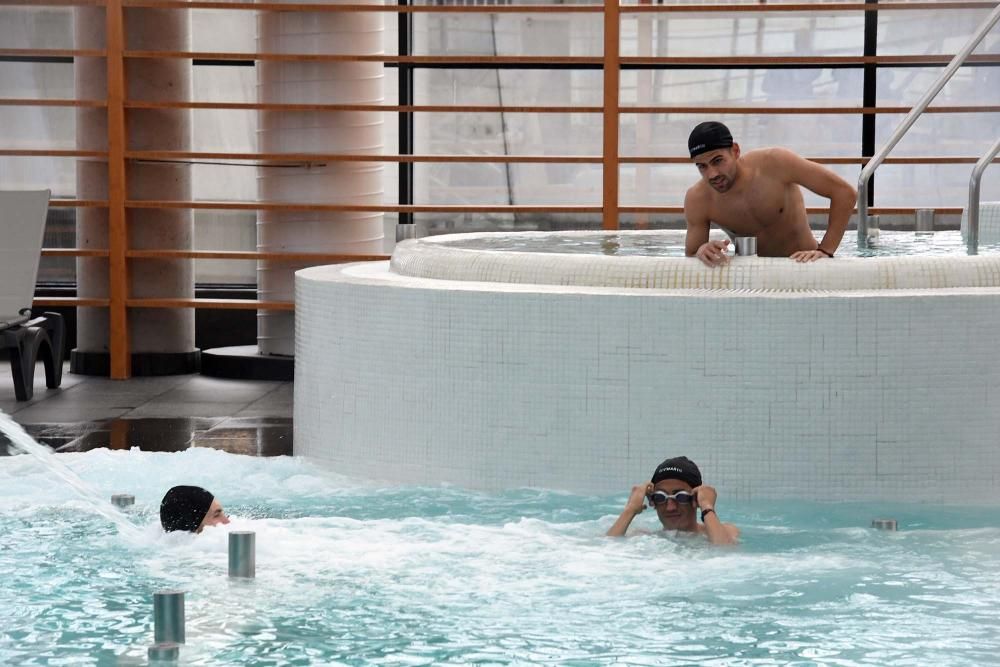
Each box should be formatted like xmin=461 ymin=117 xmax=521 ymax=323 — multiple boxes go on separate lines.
xmin=684 ymin=179 xmax=712 ymax=205
xmin=742 ymin=146 xmax=798 ymax=166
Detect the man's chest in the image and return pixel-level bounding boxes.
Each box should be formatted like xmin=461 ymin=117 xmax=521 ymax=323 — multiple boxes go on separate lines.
xmin=711 ymin=179 xmax=793 ymax=230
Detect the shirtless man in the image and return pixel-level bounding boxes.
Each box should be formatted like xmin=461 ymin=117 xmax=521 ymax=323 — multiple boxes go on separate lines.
xmin=683 ymin=121 xmax=857 ymax=267
xmin=607 ymin=456 xmax=739 ymax=545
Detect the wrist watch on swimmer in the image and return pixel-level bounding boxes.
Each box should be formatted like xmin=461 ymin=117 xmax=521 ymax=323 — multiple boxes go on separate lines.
xmin=700 ymin=508 xmax=716 ymax=522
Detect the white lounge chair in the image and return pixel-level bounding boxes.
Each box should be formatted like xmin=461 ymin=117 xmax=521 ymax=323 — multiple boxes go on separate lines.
xmin=0 ymin=189 xmax=65 ymax=400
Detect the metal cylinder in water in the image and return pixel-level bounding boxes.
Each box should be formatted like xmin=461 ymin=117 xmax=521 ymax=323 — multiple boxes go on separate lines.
xmin=148 ymin=642 xmax=180 ymax=663
xmin=153 ymin=591 xmax=185 ymax=644
xmin=111 ymin=494 xmax=134 ymax=508
xmin=229 ymin=531 xmax=256 ymax=579
xmin=865 ymin=215 xmax=880 ymax=245
xmin=871 ymin=518 xmax=898 ymax=531
xmin=915 ymin=208 xmax=935 ymax=235
xmin=733 ymin=236 xmax=757 ymax=256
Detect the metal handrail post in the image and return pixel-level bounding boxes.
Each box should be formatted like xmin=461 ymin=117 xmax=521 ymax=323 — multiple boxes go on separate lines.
xmin=967 ymin=136 xmax=1000 ymax=255
xmin=858 ymin=3 xmax=1000 ymax=248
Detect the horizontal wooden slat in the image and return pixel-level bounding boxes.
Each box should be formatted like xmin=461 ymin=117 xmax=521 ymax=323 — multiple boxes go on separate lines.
xmin=624 ymin=105 xmax=1000 ymax=115
xmin=125 ymin=51 xmax=603 ymax=64
xmin=51 ymin=199 xmax=109 ymax=208
xmin=33 ymin=297 xmax=110 ymax=308
xmin=123 ymin=1 xmax=602 ymax=12
xmin=126 ymin=101 xmax=604 ymax=113
xmin=621 ymin=54 xmax=1000 ymax=66
xmin=42 ymin=249 xmax=110 ymax=257
xmin=0 ymin=149 xmax=108 ymax=158
xmin=618 ymin=206 xmax=965 ymax=215
xmin=127 ymin=298 xmax=294 ymax=311
xmin=0 ymin=0 xmax=105 ymax=5
xmin=126 ymin=250 xmax=389 ymax=261
xmin=122 ymin=101 xmax=1000 ymax=115
xmin=125 ymin=200 xmax=605 ymax=213
xmin=0 ymin=98 xmax=106 ymax=108
xmin=127 ymin=150 xmax=602 ymax=164
xmin=621 ymin=1 xmax=999 ymax=12
xmin=117 ymin=0 xmax=999 ymax=12
xmin=0 ymin=48 xmax=106 ymax=58
xmin=125 ymin=152 xmax=1000 ymax=166
xmin=623 ymin=156 xmax=999 ymax=165
xmin=121 ymin=51 xmax=1000 ymax=67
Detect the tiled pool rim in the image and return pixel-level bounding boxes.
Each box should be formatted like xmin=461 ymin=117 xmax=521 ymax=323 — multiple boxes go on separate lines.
xmin=391 ymin=230 xmax=1000 ymax=291
xmin=295 ymin=256 xmax=1000 ymax=503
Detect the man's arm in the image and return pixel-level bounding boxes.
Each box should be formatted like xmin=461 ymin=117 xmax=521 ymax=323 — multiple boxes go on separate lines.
xmin=770 ymin=147 xmax=856 ymax=260
xmin=685 ymin=187 xmax=730 ymax=267
xmin=606 ymin=483 xmax=650 ymax=537
xmin=693 ymin=485 xmax=739 ymax=545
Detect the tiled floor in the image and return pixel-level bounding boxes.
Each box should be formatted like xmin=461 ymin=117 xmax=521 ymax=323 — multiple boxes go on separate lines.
xmin=0 ymin=362 xmax=293 ymax=456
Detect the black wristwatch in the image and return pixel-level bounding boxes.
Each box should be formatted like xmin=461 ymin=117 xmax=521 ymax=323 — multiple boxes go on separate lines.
xmin=700 ymin=508 xmax=717 ymax=522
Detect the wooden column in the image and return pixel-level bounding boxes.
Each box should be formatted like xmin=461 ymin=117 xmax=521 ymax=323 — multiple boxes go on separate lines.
xmin=602 ymin=0 xmax=620 ymax=231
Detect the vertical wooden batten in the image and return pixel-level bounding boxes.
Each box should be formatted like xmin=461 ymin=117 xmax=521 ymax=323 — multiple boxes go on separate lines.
xmin=105 ymin=0 xmax=131 ymax=378
xmin=602 ymin=0 xmax=620 ymax=231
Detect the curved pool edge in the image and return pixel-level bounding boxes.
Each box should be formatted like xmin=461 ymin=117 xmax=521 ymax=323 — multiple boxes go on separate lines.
xmin=295 ymin=262 xmax=1000 ymax=503
xmin=390 ymin=232 xmax=1000 ymax=291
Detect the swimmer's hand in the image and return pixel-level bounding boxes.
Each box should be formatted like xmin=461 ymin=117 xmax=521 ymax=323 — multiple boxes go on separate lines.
xmin=790 ymin=248 xmax=830 ymax=263
xmin=625 ymin=483 xmax=653 ymax=515
xmin=695 ymin=239 xmax=731 ymax=268
xmin=607 ymin=483 xmax=653 ymax=536
xmin=692 ymin=484 xmax=717 ymax=511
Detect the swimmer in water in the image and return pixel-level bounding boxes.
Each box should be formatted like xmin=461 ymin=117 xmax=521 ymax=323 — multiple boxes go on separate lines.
xmin=159 ymin=485 xmax=230 ymax=533
xmin=607 ymin=456 xmax=739 ymax=545
xmin=683 ymin=121 xmax=856 ymax=267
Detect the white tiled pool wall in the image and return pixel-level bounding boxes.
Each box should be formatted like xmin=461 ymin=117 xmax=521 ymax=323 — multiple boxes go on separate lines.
xmin=296 ymin=264 xmax=1000 ymax=503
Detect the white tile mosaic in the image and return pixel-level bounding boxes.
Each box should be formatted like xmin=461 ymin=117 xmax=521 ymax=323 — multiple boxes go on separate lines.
xmin=296 ymin=261 xmax=1000 ymax=503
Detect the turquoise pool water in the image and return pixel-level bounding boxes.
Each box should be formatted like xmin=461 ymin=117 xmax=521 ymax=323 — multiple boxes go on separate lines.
xmin=2 ymin=447 xmax=999 ymax=666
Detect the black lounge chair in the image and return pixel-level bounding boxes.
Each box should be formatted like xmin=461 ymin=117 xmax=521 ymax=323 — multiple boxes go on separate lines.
xmin=1 ymin=190 xmax=65 ymax=401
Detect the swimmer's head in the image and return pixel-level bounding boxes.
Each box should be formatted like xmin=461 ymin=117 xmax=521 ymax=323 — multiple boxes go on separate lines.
xmin=688 ymin=121 xmax=734 ymax=158
xmin=160 ymin=485 xmax=217 ymax=533
xmin=650 ymin=456 xmax=702 ymax=489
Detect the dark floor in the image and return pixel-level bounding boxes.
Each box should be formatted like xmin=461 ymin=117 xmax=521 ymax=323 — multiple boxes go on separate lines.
xmin=0 ymin=362 xmax=292 ymax=456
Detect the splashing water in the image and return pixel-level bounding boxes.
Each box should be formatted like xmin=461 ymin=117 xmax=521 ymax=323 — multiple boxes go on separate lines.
xmin=0 ymin=411 xmax=142 ymax=538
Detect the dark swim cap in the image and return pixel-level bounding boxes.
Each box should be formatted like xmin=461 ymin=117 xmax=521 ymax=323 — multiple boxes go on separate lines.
xmin=651 ymin=456 xmax=703 ymax=488
xmin=160 ymin=485 xmax=214 ymax=533
xmin=688 ymin=121 xmax=734 ymax=158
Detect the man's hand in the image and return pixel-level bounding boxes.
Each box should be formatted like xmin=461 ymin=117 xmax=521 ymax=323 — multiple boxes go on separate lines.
xmin=693 ymin=485 xmax=717 ymax=511
xmin=607 ymin=483 xmax=652 ymax=536
xmin=790 ymin=249 xmax=830 ymax=263
xmin=625 ymin=483 xmax=652 ymax=515
xmin=695 ymin=239 xmax=731 ymax=268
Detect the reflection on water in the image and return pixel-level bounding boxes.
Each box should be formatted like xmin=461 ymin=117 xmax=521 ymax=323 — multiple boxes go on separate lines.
xmin=0 ymin=417 xmax=292 ymax=458
xmin=600 ymin=235 xmax=621 ymax=255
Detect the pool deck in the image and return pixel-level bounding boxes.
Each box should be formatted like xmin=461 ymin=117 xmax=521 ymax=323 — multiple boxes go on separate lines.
xmin=0 ymin=362 xmax=293 ymax=456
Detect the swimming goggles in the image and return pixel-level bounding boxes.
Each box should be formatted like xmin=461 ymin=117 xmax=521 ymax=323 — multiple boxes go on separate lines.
xmin=647 ymin=490 xmax=695 ymax=507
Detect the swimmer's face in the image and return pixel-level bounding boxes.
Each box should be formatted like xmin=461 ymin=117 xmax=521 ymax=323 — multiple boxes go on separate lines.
xmin=652 ymin=479 xmax=697 ymax=531
xmin=197 ymin=499 xmax=230 ymax=533
xmin=694 ymin=145 xmax=740 ymax=193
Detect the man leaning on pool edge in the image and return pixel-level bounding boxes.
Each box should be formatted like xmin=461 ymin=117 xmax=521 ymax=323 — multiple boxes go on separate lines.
xmin=683 ymin=121 xmax=857 ymax=268
xmin=607 ymin=456 xmax=739 ymax=545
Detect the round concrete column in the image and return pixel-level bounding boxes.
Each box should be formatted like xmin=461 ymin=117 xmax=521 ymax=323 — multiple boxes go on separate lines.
xmin=73 ymin=7 xmax=197 ymax=376
xmin=256 ymin=0 xmax=385 ymax=357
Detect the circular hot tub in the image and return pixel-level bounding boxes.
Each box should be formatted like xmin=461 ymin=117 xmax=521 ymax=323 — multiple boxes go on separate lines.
xmin=295 ymin=230 xmax=1000 ymax=504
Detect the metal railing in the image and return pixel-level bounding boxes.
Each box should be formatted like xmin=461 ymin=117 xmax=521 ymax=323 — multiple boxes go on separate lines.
xmin=857 ymin=3 xmax=1000 ymax=249
xmin=967 ymin=137 xmax=1000 ymax=254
